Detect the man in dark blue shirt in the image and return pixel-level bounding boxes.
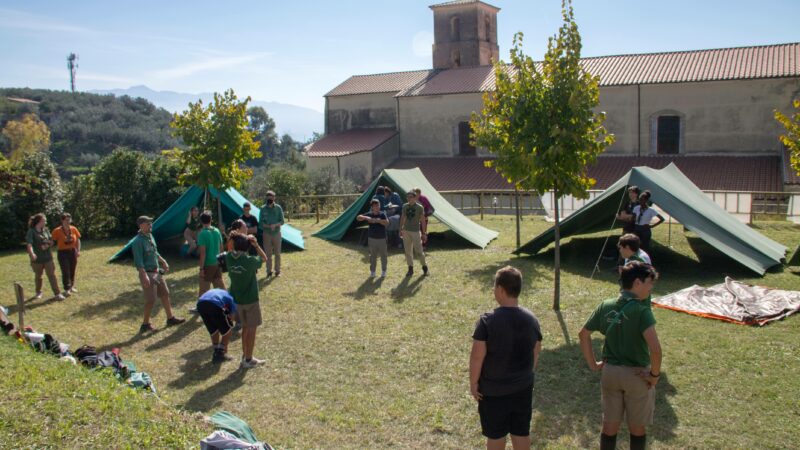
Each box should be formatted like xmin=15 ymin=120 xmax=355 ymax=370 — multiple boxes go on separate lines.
xmin=196 ymin=288 xmax=237 ymax=363
xmin=356 ymin=199 xmax=389 ymax=278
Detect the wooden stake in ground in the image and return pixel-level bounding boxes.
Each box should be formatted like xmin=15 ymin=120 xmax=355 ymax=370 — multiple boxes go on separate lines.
xmin=14 ymin=282 xmax=25 ymax=333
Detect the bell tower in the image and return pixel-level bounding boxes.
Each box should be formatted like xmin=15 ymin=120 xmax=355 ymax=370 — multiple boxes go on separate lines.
xmin=430 ymin=0 xmax=500 ymax=70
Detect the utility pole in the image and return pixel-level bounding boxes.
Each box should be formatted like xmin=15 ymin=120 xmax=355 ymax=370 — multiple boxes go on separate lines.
xmin=67 ymin=53 xmax=78 ymax=93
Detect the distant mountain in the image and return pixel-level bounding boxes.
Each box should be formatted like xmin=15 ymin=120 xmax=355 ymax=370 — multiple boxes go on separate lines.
xmin=89 ymin=85 xmax=323 ymax=141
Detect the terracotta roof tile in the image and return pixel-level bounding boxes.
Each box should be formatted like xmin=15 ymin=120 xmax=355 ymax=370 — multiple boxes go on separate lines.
xmin=306 ymin=128 xmax=397 ymax=157
xmin=390 ymin=43 xmax=800 ymax=97
xmin=387 ymin=155 xmax=783 ymax=192
xmin=325 ymin=70 xmax=438 ymax=97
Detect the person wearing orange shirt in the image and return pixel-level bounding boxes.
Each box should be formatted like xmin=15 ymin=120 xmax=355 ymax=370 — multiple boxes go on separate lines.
xmin=51 ymin=212 xmax=81 ymax=295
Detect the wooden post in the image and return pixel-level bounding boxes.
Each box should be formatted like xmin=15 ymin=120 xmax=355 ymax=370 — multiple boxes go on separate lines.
xmin=14 ymin=282 xmax=25 ymax=333
xmin=515 ymin=187 xmax=521 ymax=249
xmin=479 ymin=192 xmax=484 ymax=220
xmin=315 ymin=198 xmax=320 ymax=224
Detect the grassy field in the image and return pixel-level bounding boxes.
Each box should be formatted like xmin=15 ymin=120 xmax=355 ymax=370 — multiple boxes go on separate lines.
xmin=0 ymin=215 xmax=798 ymax=449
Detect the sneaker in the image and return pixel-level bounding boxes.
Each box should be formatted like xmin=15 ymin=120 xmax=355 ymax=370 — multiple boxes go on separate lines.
xmin=370 ymin=271 xmax=376 ymax=278
xmin=34 ymin=292 xmax=43 ymax=300
xmin=139 ymin=322 xmax=155 ymax=333
xmin=212 ymin=349 xmax=232 ymax=363
xmin=274 ymin=271 xmax=282 ymax=278
xmin=380 ymin=271 xmax=387 ymax=278
xmin=62 ymin=290 xmax=71 ymax=298
xmin=240 ymin=357 xmax=265 ymax=369
xmin=165 ymin=316 xmax=186 ymax=326
xmin=422 ymin=265 xmax=429 ymax=276
xmin=188 ymin=307 xmax=199 ymax=314
xmin=69 ymin=287 xmax=78 ymax=294
xmin=54 ymin=293 xmax=66 ymax=301
xmin=406 ymin=266 xmax=413 ymax=277
xmin=266 ymin=271 xmax=273 ymax=278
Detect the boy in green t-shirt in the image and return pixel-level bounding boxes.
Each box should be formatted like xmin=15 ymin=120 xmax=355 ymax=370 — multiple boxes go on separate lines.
xmin=197 ymin=211 xmax=226 ymax=296
xmin=578 ymin=261 xmax=663 ymax=450
xmin=226 ymin=233 xmax=269 ymax=369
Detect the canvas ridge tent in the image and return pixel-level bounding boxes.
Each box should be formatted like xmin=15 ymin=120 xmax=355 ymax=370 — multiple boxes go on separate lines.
xmin=514 ymin=163 xmax=786 ymax=275
xmin=314 ymin=168 xmax=498 ymax=249
xmin=110 ymin=185 xmax=304 ymax=262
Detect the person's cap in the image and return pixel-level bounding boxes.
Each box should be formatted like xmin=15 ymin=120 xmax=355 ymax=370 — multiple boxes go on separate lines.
xmin=406 ymin=191 xmax=416 ymax=197
xmin=136 ymin=215 xmax=154 ymax=225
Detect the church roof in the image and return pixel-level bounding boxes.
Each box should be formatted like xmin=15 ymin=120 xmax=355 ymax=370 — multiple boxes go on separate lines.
xmin=325 ymin=69 xmax=438 ymax=97
xmin=429 ymin=0 xmax=500 ymax=11
xmin=387 ymin=155 xmax=783 ymax=192
xmin=305 ymin=128 xmax=398 ymax=157
xmin=330 ymin=43 xmax=800 ymax=98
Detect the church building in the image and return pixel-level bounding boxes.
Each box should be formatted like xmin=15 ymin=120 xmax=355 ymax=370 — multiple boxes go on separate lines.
xmin=306 ymin=0 xmax=800 ymax=193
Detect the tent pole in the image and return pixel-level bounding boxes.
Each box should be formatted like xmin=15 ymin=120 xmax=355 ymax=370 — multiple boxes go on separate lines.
xmin=590 ymin=186 xmax=630 ymax=281
xmin=668 ymin=215 xmax=672 ymax=247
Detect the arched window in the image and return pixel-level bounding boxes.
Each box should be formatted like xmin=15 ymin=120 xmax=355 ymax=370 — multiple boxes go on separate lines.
xmin=450 ymin=16 xmax=460 ymax=41
xmin=484 ymin=16 xmax=491 ymax=41
xmin=649 ymin=111 xmax=684 ymax=154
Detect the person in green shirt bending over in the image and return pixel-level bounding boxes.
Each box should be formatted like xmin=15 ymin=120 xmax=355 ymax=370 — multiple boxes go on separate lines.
xmin=131 ymin=215 xmax=185 ymax=333
xmin=197 ymin=211 xmax=226 ymax=296
xmin=399 ymin=190 xmax=428 ymax=277
xmin=226 ymin=232 xmax=270 ymax=368
xmin=259 ymin=190 xmax=284 ymax=278
xmin=579 ymin=261 xmax=663 ymax=450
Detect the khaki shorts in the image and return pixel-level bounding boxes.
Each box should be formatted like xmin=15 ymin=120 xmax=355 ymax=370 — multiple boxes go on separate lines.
xmin=600 ymin=364 xmax=655 ymax=426
xmin=201 ymin=265 xmax=223 ymax=282
xmin=237 ymin=302 xmax=262 ymax=328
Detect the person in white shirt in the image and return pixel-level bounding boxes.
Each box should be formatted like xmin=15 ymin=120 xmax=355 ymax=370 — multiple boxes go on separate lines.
xmin=631 ymin=191 xmax=664 ymax=253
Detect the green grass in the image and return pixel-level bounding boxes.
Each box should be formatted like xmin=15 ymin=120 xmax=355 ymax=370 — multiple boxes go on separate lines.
xmin=0 ymin=216 xmax=798 ymax=449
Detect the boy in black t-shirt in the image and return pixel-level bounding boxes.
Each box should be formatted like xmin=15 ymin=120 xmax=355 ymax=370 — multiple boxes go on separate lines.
xmin=356 ymin=199 xmax=389 ymax=278
xmin=470 ymin=266 xmax=543 ymax=450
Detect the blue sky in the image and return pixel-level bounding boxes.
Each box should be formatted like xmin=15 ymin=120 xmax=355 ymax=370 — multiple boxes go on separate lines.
xmin=1 ymin=0 xmax=798 ymax=112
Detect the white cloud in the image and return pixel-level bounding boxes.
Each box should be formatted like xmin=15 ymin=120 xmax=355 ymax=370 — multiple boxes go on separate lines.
xmin=412 ymin=31 xmax=434 ymax=58
xmin=151 ymin=53 xmax=271 ymax=80
xmin=0 ymin=8 xmax=92 ymax=34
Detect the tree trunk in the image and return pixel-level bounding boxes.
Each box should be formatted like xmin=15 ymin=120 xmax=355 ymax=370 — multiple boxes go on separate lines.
xmin=217 ymin=192 xmax=224 ymax=232
xmin=553 ymin=187 xmax=561 ymax=311
xmin=515 ymin=186 xmax=521 ymax=249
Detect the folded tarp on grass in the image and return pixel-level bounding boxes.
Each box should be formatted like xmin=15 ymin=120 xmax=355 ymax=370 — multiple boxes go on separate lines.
xmin=314 ymin=168 xmax=498 ymax=248
xmin=110 ymin=185 xmax=304 ymax=262
xmin=514 ymin=163 xmax=786 ymax=275
xmin=653 ymin=277 xmax=800 ymax=326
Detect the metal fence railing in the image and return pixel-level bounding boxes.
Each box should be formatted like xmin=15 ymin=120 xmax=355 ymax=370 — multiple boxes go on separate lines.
xmin=282 ymin=189 xmax=800 ymax=224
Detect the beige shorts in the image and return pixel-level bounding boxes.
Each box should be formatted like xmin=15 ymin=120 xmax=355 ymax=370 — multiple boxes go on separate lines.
xmin=201 ymin=265 xmax=223 ymax=282
xmin=600 ymin=364 xmax=655 ymax=426
xmin=237 ymin=302 xmax=262 ymax=328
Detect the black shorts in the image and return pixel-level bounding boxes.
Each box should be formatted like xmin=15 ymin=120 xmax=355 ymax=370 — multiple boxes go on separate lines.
xmin=478 ymin=384 xmax=533 ymax=439
xmin=197 ymin=301 xmax=233 ymax=337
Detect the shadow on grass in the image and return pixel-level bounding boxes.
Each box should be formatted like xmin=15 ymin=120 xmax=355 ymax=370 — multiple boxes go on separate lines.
xmin=465 ymin=258 xmax=546 ymax=293
xmin=344 ymin=277 xmax=385 ymax=300
xmin=391 ymin=275 xmax=425 ymax=302
xmin=181 ymin=366 xmax=248 ymax=412
xmin=168 ymin=347 xmax=223 ymax=389
xmin=533 ymin=326 xmax=678 ymax=447
xmin=145 ymin=314 xmax=202 ymax=352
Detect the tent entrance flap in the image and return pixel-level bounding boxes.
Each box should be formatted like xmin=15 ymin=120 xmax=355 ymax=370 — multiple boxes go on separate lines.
xmin=514 ymin=163 xmax=786 ymax=275
xmin=313 ymin=168 xmax=498 ymax=249
xmin=109 ymin=185 xmax=304 ymax=262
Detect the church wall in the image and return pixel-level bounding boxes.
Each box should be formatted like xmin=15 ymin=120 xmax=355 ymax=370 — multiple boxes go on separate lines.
xmin=598 ymin=77 xmax=800 ymax=154
xmin=307 ymin=150 xmax=373 ymax=186
xmin=326 ymin=93 xmax=397 ymax=134
xmin=398 ymin=92 xmax=485 ymax=156
xmin=371 ymin=134 xmax=400 ymax=176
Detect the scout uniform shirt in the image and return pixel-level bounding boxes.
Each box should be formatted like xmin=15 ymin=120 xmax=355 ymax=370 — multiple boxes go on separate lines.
xmin=259 ymin=204 xmax=284 ymax=236
xmin=583 ymin=292 xmax=656 ymax=367
xmin=26 ymin=227 xmax=54 ymax=263
xmin=131 ymin=232 xmax=160 ymax=271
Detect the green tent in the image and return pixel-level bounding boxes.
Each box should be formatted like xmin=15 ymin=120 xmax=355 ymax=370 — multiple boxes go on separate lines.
xmin=514 ymin=163 xmax=786 ymax=275
xmin=109 ymin=185 xmax=304 ymax=261
xmin=314 ymin=168 xmax=498 ymax=248
xmin=788 ymin=245 xmax=800 ymax=267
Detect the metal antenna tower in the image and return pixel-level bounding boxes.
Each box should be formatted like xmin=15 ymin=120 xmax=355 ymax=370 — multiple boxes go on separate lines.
xmin=67 ymin=53 xmax=78 ymax=92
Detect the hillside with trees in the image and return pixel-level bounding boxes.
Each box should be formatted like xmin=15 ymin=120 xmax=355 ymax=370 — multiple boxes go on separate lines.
xmin=0 ymin=88 xmax=180 ymax=176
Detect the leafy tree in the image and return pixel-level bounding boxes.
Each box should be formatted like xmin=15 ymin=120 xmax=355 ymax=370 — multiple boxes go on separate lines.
xmin=170 ymin=89 xmax=261 ymax=191
xmin=775 ymin=99 xmax=800 ymax=176
xmin=470 ymin=1 xmax=614 ymax=310
xmin=247 ymin=106 xmax=278 ymax=165
xmin=1 ymin=113 xmax=51 ymax=161
xmin=0 ymin=152 xmax=63 ymax=248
